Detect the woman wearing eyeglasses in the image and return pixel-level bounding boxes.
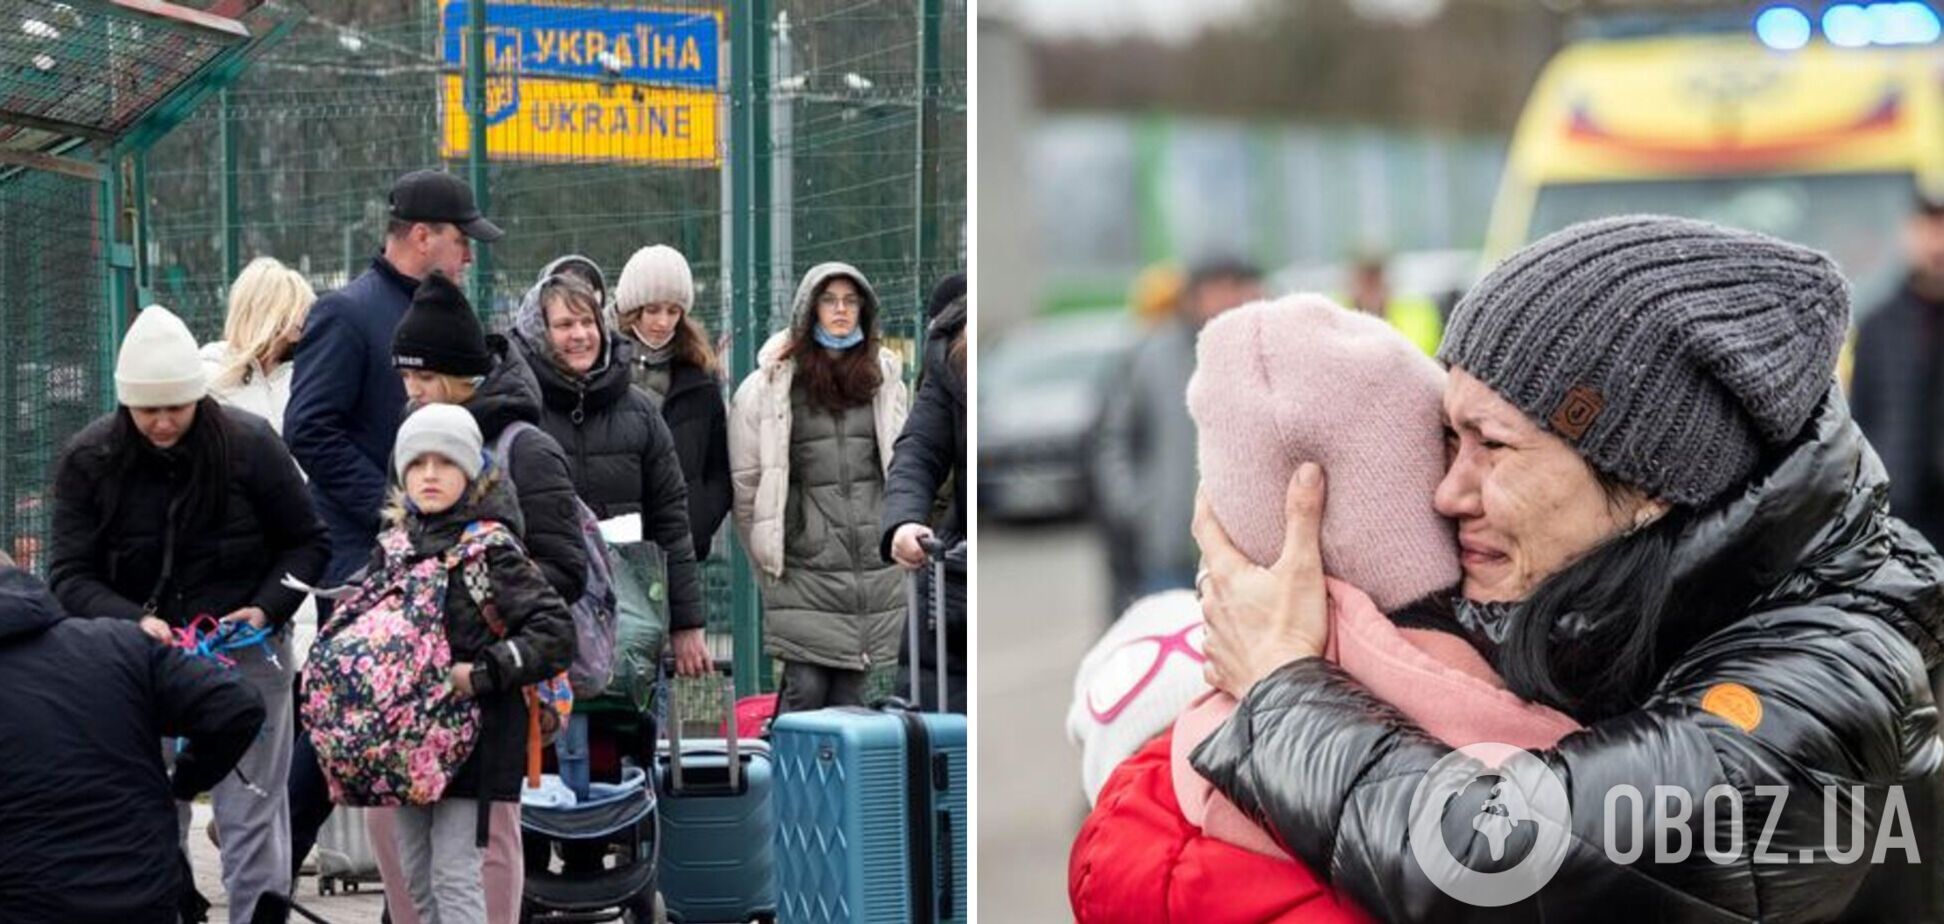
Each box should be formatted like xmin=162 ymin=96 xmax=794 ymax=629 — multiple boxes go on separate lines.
xmin=729 ymin=263 xmax=909 ymax=714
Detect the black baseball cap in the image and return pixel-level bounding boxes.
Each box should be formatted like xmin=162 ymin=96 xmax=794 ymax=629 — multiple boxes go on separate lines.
xmin=388 ymin=170 xmax=504 ymax=242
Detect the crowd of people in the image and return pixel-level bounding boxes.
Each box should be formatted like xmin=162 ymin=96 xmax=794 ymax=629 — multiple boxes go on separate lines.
xmin=0 ymin=168 xmax=968 ymax=923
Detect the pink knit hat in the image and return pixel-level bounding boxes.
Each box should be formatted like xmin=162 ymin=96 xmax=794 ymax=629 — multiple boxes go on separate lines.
xmin=1186 ymin=294 xmax=1459 ymax=612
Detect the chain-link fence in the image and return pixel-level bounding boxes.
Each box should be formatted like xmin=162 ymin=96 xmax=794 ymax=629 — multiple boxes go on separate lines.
xmin=0 ymin=168 xmax=105 ymax=574
xmin=1 ymin=0 xmax=965 ymax=697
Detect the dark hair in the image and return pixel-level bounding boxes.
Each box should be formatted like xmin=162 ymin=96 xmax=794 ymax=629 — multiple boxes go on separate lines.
xmin=103 ymin=397 xmax=232 ymax=538
xmin=782 ymin=275 xmax=882 ymax=411
xmin=1498 ymin=476 xmax=1690 ymax=723
xmin=550 ymin=259 xmax=605 ymax=302
xmin=1186 ymin=256 xmax=1263 ymax=292
xmin=538 ymin=274 xmax=603 ymax=324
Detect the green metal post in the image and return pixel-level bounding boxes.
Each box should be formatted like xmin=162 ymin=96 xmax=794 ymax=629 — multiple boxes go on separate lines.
xmin=132 ymin=150 xmax=152 ymax=309
xmin=750 ymin=0 xmax=773 ymax=693
xmin=752 ymin=12 xmax=771 ymax=340
xmin=1135 ymin=114 xmax=1171 ymax=264
xmin=220 ymin=88 xmax=240 ymax=285
xmin=100 ymin=156 xmax=132 ymax=410
xmin=914 ymin=0 xmax=942 ymax=348
xmin=466 ymin=0 xmax=493 ymax=315
xmin=728 ymin=0 xmax=770 ymax=696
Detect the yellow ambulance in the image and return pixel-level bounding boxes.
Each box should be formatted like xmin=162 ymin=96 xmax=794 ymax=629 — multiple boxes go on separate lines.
xmin=1486 ymin=6 xmax=1944 ymax=341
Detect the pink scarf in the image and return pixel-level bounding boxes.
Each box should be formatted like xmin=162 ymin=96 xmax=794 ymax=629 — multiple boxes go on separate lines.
xmin=1172 ymin=578 xmax=1581 ymax=858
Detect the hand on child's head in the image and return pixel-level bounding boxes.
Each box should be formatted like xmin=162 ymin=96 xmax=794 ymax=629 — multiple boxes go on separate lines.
xmin=404 ymin=453 xmax=469 ymax=514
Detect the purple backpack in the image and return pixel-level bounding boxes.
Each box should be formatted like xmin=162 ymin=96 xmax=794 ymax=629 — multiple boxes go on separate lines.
xmin=495 ymin=420 xmax=619 ymax=699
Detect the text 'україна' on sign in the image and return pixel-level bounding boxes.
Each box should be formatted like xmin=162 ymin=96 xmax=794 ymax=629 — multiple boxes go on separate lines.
xmin=440 ymin=1 xmax=722 ymax=166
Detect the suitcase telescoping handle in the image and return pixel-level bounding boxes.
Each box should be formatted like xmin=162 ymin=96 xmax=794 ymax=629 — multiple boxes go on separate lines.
xmin=664 ymin=656 xmax=739 ymax=795
xmin=905 ymin=537 xmax=957 ymax=711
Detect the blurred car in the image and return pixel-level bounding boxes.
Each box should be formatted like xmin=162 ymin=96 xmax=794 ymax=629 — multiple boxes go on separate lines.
xmin=979 ymin=310 xmax=1138 ymax=522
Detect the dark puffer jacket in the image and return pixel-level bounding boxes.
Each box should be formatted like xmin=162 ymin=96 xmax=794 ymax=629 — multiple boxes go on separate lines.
xmin=48 ymin=403 xmax=329 ymax=628
xmin=653 ymin=360 xmax=733 ymax=559
xmin=462 ymin=336 xmax=587 ymax=602
xmin=880 ymin=293 xmax=966 ymax=553
xmin=0 ymin=567 xmax=264 ymax=923
xmin=371 ymin=470 xmax=575 ymax=802
xmin=1191 ymin=390 xmax=1944 ymax=922
xmin=513 ymin=331 xmax=704 ymax=632
xmin=763 ymin=395 xmax=907 ymax=671
xmin=880 ymin=293 xmax=967 ymax=691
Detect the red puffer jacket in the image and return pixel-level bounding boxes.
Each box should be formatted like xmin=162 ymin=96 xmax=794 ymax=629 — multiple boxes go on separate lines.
xmin=1068 ymin=731 xmax=1373 ymax=924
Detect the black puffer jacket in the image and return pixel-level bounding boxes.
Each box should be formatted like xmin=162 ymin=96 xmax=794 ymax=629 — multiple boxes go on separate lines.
xmin=880 ymin=294 xmax=967 ymax=688
xmin=881 ymin=294 xmax=966 ymax=554
xmin=463 ymin=336 xmax=587 ymax=602
xmin=48 ymin=403 xmax=329 ymax=627
xmin=657 ymin=360 xmax=733 ymax=559
xmin=515 ymin=333 xmax=704 ymax=632
xmin=1191 ymin=390 xmax=1944 ymax=922
xmin=0 ymin=567 xmax=263 ymax=923
xmin=371 ymin=471 xmax=575 ymax=802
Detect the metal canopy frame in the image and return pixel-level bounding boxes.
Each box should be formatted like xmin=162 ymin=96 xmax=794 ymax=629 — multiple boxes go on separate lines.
xmin=0 ymin=0 xmax=292 ymax=405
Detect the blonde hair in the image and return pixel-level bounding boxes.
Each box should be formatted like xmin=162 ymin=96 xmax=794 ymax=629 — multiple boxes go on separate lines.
xmin=217 ymin=257 xmax=315 ymax=390
xmin=404 ymin=374 xmax=479 ymax=406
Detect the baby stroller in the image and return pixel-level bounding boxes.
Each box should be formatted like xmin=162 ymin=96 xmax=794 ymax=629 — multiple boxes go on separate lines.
xmin=519 ymin=684 xmax=667 ymax=923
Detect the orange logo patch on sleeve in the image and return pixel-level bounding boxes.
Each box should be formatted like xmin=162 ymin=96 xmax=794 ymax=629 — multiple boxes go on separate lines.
xmin=1701 ymin=682 xmax=1763 ymax=733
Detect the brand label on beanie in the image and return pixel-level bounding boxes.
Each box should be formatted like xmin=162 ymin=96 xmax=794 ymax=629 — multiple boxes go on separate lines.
xmin=1550 ymin=385 xmax=1604 ymax=441
xmin=395 ymin=354 xmax=426 ymax=368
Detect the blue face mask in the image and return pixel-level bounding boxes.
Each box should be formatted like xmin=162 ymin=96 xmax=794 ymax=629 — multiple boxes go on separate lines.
xmin=813 ymin=324 xmax=865 ymax=350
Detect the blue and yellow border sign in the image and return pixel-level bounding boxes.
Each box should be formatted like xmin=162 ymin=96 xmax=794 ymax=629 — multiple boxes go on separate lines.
xmin=439 ymin=2 xmax=722 ymax=166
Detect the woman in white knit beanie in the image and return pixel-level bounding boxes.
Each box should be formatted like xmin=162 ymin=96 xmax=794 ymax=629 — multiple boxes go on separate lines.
xmin=614 ymin=244 xmax=734 ymax=560
xmin=46 ymin=304 xmax=329 ymax=923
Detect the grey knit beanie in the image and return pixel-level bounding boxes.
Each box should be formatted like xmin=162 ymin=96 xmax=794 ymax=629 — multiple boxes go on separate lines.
xmin=393 ymin=403 xmax=484 ymax=484
xmin=1438 ymin=215 xmax=1849 ymax=507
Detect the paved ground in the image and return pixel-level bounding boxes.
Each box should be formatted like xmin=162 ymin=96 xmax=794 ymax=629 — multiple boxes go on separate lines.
xmin=186 ymin=803 xmax=388 ymax=923
xmin=977 ymin=521 xmax=1111 ymax=922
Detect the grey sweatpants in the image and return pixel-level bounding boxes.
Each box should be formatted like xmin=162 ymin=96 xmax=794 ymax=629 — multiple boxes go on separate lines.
xmin=168 ymin=629 xmax=294 ymax=923
xmin=394 ymin=799 xmax=488 ymax=924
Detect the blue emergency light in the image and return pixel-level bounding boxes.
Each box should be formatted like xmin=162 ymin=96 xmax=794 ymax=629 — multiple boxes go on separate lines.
xmin=1756 ymin=6 xmax=1814 ymax=47
xmin=1756 ymin=2 xmax=1942 ymax=48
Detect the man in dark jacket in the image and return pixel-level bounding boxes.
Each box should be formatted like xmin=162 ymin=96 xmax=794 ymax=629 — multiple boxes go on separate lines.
xmin=883 ymin=274 xmax=967 ymax=712
xmin=0 ymin=559 xmax=265 ymax=924
xmin=286 ymin=169 xmax=504 ymax=584
xmin=1092 ymin=258 xmax=1264 ymax=610
xmin=1852 ymin=193 xmax=1944 ymax=547
xmin=282 ymin=169 xmax=501 ymax=881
